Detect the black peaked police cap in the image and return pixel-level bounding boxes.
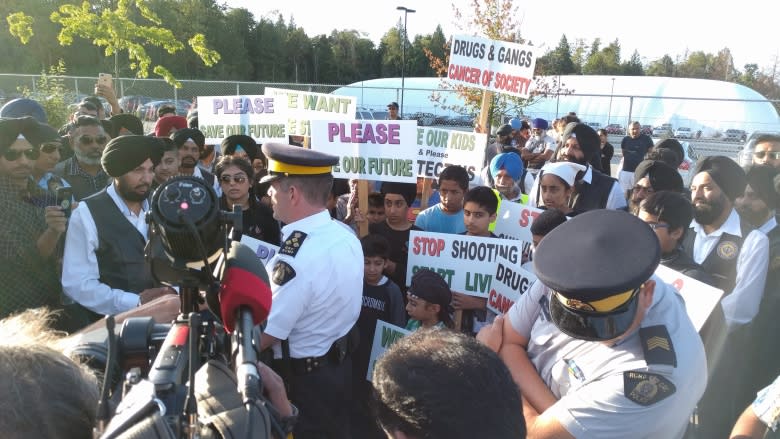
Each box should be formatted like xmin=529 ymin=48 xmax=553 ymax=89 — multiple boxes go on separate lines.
xmin=259 ymin=142 xmax=338 ymax=184
xmin=534 ymin=209 xmax=660 ymax=341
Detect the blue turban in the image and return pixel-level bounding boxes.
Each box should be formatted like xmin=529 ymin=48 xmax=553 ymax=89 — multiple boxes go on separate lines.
xmin=490 ymin=152 xmax=524 ymax=181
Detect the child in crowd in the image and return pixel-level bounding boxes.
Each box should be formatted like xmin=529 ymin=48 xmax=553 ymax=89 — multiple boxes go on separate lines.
xmin=405 ymin=269 xmax=453 ymax=331
xmin=369 ymin=182 xmax=420 ymax=293
xmin=365 ymin=192 xmax=386 ymax=224
xmin=454 ymin=186 xmax=500 ymax=334
xmin=535 ymin=161 xmax=586 ymax=216
xmin=414 ymin=165 xmax=470 ymax=233
xmin=351 ymin=234 xmax=406 ymax=439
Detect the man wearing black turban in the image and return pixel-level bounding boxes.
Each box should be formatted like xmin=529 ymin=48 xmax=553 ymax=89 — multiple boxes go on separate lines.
xmin=172 ymin=128 xmax=220 ymax=195
xmin=682 ymin=155 xmax=769 ymax=437
xmin=62 ymin=135 xmax=174 ymax=324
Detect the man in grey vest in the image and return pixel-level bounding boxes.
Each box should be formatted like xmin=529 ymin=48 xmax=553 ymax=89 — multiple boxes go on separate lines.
xmin=62 ymin=135 xmax=175 ymax=320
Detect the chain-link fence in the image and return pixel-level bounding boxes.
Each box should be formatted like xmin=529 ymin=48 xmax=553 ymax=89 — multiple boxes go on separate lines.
xmin=1 ymin=73 xmax=778 ymax=138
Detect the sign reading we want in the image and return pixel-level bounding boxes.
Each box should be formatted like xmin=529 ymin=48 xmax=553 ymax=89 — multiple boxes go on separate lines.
xmin=265 ymin=87 xmax=357 ymax=137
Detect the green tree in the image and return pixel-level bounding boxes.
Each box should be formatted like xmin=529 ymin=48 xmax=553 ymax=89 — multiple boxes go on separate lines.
xmin=646 ymin=54 xmax=676 ymax=77
xmin=7 ymin=0 xmax=220 ymax=87
xmin=677 ymin=51 xmax=712 ymax=79
xmin=582 ymin=39 xmax=621 ymax=75
xmin=17 ymin=60 xmax=75 ymax=130
xmin=621 ymin=50 xmax=644 ymax=76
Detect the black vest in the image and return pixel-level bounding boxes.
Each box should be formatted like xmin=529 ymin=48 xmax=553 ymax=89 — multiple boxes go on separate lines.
xmin=681 ymin=219 xmax=753 ymax=294
xmin=570 ymin=168 xmax=617 ymax=212
xmin=84 ymin=189 xmax=154 ymax=293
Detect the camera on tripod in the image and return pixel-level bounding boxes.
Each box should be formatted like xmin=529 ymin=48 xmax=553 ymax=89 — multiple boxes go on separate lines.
xmin=71 ymin=176 xmax=287 ymax=439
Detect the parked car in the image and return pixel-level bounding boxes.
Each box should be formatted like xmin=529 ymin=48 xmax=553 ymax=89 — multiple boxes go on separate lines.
xmin=434 ymin=114 xmax=451 ymax=125
xmin=737 ymin=131 xmax=780 ymax=167
xmin=118 ymin=95 xmax=154 ymax=114
xmin=677 ymin=141 xmax=699 ymax=187
xmin=673 ymin=127 xmax=693 ymax=139
xmin=724 ymin=129 xmax=747 ymax=142
xmin=450 ymin=114 xmax=476 ymax=127
xmin=411 ymin=112 xmax=436 ymax=126
xmin=586 ymin=122 xmax=602 ymax=131
xmin=371 ymin=110 xmax=388 ymax=120
xmin=355 ymin=107 xmax=375 ymax=120
xmin=652 ymin=126 xmax=673 ymax=137
xmin=136 ymin=99 xmax=191 ymax=122
xmin=641 ymin=125 xmax=653 ymax=136
xmin=605 ymin=123 xmax=625 ymax=135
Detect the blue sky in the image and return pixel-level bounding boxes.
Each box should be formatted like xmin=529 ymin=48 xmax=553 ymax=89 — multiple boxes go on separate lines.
xmin=224 ymin=0 xmax=777 ymax=72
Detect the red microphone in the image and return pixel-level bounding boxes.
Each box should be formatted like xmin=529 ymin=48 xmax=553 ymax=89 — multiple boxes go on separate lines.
xmin=219 ymin=241 xmax=273 ymax=333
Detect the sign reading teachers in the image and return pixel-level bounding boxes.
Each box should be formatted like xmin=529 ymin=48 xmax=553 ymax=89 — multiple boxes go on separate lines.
xmin=415 ymin=126 xmax=486 ymax=182
xmin=406 ymin=230 xmax=524 ymax=298
xmin=265 ymin=87 xmax=357 ymax=137
xmin=486 ymin=254 xmax=537 ymax=315
xmin=366 ymin=320 xmax=410 ymax=382
xmin=447 ymin=34 xmax=537 ymax=98
xmin=310 ymin=119 xmax=419 ymax=183
xmin=197 ymin=95 xmax=287 ymax=144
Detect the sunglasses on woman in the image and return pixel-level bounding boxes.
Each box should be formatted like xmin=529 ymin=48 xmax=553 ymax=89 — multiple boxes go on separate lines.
xmin=753 ymin=151 xmax=780 ymax=160
xmin=220 ymin=174 xmax=248 ymax=184
xmin=40 ymin=142 xmax=63 ymax=154
xmin=3 ymin=148 xmax=40 ymax=161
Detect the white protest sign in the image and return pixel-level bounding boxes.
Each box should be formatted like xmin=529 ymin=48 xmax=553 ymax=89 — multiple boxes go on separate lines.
xmin=406 ymin=230 xmax=523 ymax=298
xmin=493 ymin=201 xmax=544 ymax=244
xmin=265 ymin=87 xmax=357 ymax=137
xmin=447 ymin=34 xmax=537 ymax=98
xmin=239 ymin=235 xmax=280 ymax=267
xmin=197 ymin=95 xmax=288 ymax=144
xmin=415 ymin=126 xmax=486 ymax=183
xmin=654 ymin=264 xmax=724 ymax=332
xmin=487 ymin=253 xmax=537 ymax=315
xmin=366 ymin=320 xmax=410 ymax=382
xmin=309 ymin=119 xmax=419 ymax=183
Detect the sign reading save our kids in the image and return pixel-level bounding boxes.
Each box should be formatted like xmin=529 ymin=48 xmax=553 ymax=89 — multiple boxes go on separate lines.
xmin=406 ymin=231 xmax=524 ymax=298
xmin=447 ymin=34 xmax=537 ymax=98
xmin=309 ymin=120 xmax=419 ymax=183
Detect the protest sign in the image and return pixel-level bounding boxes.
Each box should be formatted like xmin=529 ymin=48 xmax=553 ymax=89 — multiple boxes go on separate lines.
xmin=486 ymin=253 xmax=537 ymax=315
xmin=493 ymin=201 xmax=544 ymax=246
xmin=239 ymin=235 xmax=280 ymax=267
xmin=406 ymin=230 xmax=523 ymax=298
xmin=366 ymin=320 xmax=410 ymax=382
xmin=309 ymin=119 xmax=419 ymax=183
xmin=447 ymin=34 xmax=537 ymax=98
xmin=415 ymin=126 xmax=486 ymax=183
xmin=654 ymin=264 xmax=724 ymax=332
xmin=196 ymin=95 xmax=288 ymax=145
xmin=265 ymin=87 xmax=357 ymax=137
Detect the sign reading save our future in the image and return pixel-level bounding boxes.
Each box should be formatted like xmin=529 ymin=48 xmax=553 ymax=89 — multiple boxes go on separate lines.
xmin=406 ymin=230 xmax=524 ymax=298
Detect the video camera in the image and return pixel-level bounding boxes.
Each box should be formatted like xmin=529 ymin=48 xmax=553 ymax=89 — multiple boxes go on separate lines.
xmin=74 ymin=176 xmax=287 ymax=439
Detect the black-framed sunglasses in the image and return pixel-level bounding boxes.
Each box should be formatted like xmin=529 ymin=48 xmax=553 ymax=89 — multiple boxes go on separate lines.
xmin=40 ymin=142 xmax=63 ymax=154
xmin=754 ymin=151 xmax=780 ymax=160
xmin=220 ymin=174 xmax=248 ymax=184
xmin=78 ymin=135 xmax=108 ymax=146
xmin=3 ymin=148 xmax=40 ymax=161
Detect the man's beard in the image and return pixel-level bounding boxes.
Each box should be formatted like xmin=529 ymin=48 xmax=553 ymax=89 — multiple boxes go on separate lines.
xmin=117 ymin=178 xmax=150 ymax=202
xmin=180 ymin=156 xmax=197 ymax=169
xmin=736 ymin=204 xmax=769 ymax=227
xmin=75 ymin=149 xmax=102 ymax=166
xmin=562 ymin=153 xmax=587 ymax=166
xmin=693 ymin=193 xmax=728 ymax=225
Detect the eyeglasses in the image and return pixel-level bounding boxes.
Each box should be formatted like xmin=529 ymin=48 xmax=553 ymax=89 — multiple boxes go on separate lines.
xmin=3 ymin=148 xmax=39 ymax=161
xmin=645 ymin=222 xmax=670 ymax=231
xmin=40 ymin=142 xmax=63 ymax=154
xmin=220 ymin=174 xmax=248 ymax=184
xmin=632 ymin=185 xmax=654 ymax=194
xmin=754 ymin=151 xmax=780 ymax=160
xmin=78 ymin=135 xmax=108 ymax=146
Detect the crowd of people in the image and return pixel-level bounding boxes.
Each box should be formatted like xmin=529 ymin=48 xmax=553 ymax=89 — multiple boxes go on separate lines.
xmin=0 ymin=84 xmax=779 ymax=439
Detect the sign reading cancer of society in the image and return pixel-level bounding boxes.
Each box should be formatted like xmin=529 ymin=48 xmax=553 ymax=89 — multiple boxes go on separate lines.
xmin=366 ymin=320 xmax=410 ymax=382
xmin=197 ymin=95 xmax=288 ymax=145
xmin=406 ymin=230 xmax=524 ymax=299
xmin=654 ymin=264 xmax=724 ymax=332
xmin=486 ymin=254 xmax=537 ymax=315
xmin=265 ymin=87 xmax=357 ymax=137
xmin=447 ymin=34 xmax=537 ymax=98
xmin=309 ymin=119 xmax=420 ymax=183
xmin=415 ymin=126 xmax=487 ymax=183
xmin=493 ymin=202 xmax=545 ymax=245
xmin=239 ymin=235 xmax=280 ymax=267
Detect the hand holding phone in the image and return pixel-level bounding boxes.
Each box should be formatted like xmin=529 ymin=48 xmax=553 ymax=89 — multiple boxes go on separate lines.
xmin=56 ymin=187 xmax=73 ymax=219
xmin=98 ymin=73 xmax=113 ymax=89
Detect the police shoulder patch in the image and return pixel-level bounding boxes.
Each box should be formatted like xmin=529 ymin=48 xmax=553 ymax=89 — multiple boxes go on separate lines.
xmin=639 ymin=325 xmax=677 ymax=367
xmin=279 ymin=231 xmax=308 ymax=257
xmin=623 ymin=371 xmax=676 ymax=406
xmin=272 ymin=261 xmax=296 ymax=286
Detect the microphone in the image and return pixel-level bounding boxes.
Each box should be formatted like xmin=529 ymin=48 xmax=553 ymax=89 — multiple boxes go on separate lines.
xmin=218 ymin=241 xmax=273 ymax=404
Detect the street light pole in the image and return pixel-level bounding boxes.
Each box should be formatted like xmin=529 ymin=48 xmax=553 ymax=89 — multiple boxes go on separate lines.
xmin=608 ymin=77 xmax=615 ymax=125
xmin=396 ymin=6 xmax=415 ymax=118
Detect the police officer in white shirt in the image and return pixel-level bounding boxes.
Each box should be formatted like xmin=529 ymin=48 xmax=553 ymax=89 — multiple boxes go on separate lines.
xmin=479 ymin=209 xmax=707 ymax=439
xmin=258 ymin=142 xmax=363 ymax=438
